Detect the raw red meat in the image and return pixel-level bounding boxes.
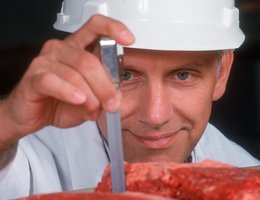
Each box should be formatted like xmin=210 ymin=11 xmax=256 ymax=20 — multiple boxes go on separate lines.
xmin=96 ymin=160 xmax=260 ymax=200
xmin=19 ymin=192 xmax=172 ymax=200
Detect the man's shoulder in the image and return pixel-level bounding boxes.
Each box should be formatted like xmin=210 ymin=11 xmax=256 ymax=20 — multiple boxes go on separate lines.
xmin=8 ymin=121 xmax=108 ymax=195
xmin=193 ymin=123 xmax=260 ymax=167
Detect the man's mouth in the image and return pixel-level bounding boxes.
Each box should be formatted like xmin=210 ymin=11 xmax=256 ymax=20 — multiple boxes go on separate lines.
xmin=126 ymin=130 xmax=180 ymax=149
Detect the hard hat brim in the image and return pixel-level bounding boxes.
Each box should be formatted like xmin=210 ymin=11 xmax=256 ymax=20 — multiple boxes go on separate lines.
xmin=54 ymin=19 xmax=245 ymax=51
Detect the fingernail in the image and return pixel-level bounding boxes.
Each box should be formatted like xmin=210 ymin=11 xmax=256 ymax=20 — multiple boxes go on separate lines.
xmin=105 ymin=97 xmax=120 ymax=112
xmin=120 ymin=30 xmax=134 ymax=43
xmin=72 ymin=91 xmax=86 ymax=104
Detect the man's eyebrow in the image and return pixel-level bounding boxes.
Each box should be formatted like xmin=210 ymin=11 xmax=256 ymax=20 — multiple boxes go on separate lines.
xmin=169 ymin=61 xmax=213 ymax=70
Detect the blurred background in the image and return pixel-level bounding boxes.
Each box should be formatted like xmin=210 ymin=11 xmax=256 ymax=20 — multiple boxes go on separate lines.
xmin=0 ymin=0 xmax=259 ymax=160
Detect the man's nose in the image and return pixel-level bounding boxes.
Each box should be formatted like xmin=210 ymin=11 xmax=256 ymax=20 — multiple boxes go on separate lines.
xmin=138 ymin=82 xmax=172 ymax=129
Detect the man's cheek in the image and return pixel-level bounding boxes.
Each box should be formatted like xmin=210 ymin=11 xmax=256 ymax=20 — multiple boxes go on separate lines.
xmin=120 ymin=95 xmax=138 ymax=118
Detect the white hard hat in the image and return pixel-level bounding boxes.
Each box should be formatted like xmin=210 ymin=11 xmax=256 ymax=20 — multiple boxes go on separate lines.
xmin=54 ymin=0 xmax=245 ymax=51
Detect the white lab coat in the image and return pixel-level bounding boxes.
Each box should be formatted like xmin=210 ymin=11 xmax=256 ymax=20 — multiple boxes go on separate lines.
xmin=0 ymin=122 xmax=259 ymax=200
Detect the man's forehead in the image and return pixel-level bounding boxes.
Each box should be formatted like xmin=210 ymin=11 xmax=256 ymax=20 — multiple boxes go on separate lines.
xmin=123 ymin=48 xmax=218 ymax=63
xmin=119 ymin=48 xmax=221 ymax=73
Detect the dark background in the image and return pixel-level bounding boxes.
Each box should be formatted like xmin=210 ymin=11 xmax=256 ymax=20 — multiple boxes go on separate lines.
xmin=0 ymin=1 xmax=259 ymax=160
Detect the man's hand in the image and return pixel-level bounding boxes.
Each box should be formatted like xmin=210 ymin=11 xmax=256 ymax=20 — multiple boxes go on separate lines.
xmin=0 ymin=15 xmax=134 ymax=151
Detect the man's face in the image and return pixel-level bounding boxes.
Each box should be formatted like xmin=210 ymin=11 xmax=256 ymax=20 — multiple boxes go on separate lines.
xmin=98 ymin=48 xmax=232 ymax=163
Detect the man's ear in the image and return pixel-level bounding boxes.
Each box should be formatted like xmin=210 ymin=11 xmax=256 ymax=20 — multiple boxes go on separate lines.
xmin=213 ymin=50 xmax=234 ymax=101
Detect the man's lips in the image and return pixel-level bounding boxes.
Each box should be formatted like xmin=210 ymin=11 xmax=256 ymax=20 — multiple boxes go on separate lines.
xmin=125 ymin=130 xmax=180 ymax=149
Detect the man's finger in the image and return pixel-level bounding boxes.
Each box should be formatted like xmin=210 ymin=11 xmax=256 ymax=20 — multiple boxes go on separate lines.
xmin=40 ymin=40 xmax=120 ymax=112
xmin=65 ymin=14 xmax=135 ymax=49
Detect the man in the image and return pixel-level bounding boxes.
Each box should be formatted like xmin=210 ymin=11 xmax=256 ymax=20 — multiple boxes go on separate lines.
xmin=0 ymin=0 xmax=259 ymax=199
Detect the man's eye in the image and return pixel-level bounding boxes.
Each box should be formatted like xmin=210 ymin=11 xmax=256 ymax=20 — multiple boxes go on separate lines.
xmin=120 ymin=71 xmax=133 ymax=81
xmin=176 ymin=71 xmax=190 ymax=80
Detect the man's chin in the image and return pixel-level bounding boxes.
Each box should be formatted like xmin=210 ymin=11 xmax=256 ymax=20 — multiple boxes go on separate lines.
xmin=124 ymin=149 xmax=185 ymax=163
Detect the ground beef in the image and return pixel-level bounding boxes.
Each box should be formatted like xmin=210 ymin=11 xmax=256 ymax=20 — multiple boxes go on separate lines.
xmin=96 ymin=160 xmax=260 ymax=200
